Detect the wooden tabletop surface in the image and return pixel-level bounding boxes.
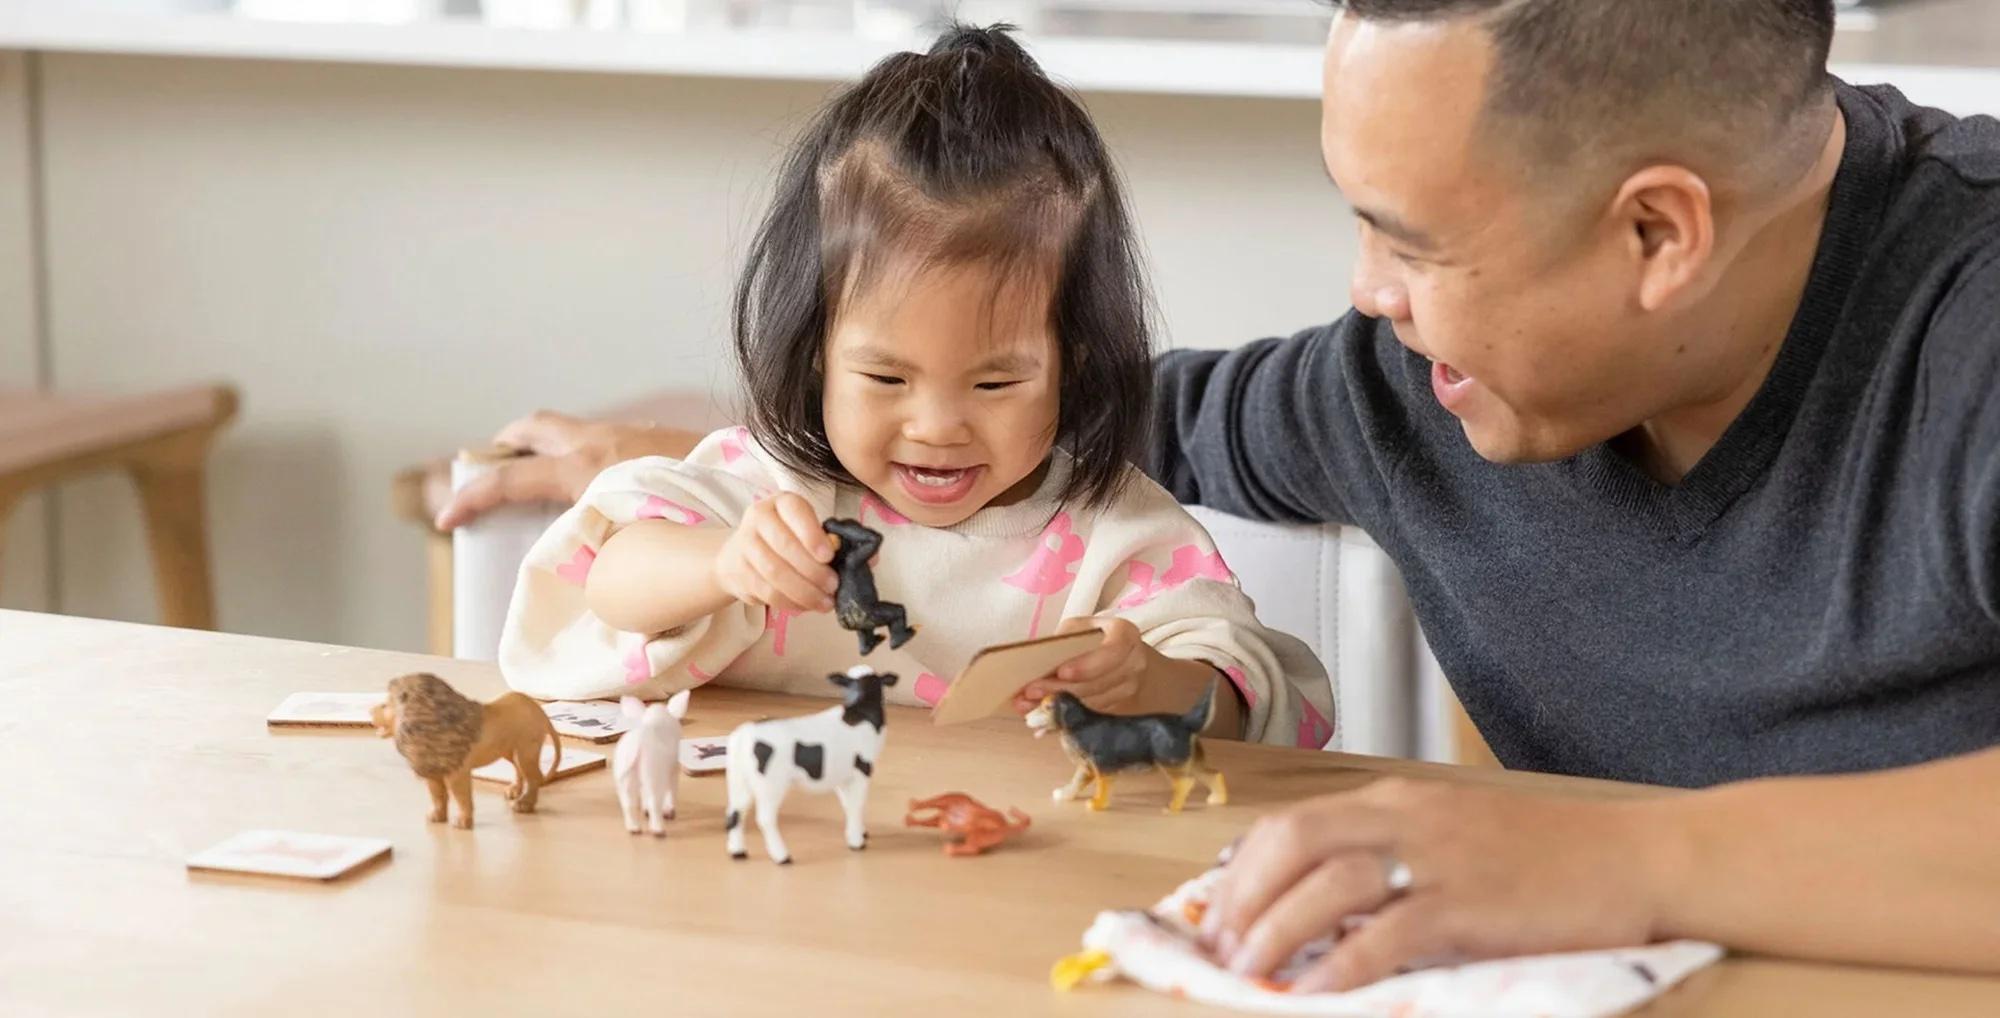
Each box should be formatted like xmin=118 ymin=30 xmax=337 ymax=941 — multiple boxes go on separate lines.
xmin=3 ymin=610 xmax=1996 ymax=1016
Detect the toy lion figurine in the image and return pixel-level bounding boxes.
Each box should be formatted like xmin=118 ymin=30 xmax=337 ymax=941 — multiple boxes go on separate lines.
xmin=370 ymin=672 xmax=561 ymax=829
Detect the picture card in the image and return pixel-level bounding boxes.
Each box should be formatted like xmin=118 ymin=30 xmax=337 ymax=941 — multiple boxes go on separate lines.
xmin=266 ymin=691 xmax=386 ymax=730
xmin=930 ymin=629 xmax=1105 ymax=726
xmin=542 ymin=700 xmax=631 ymax=743
xmin=186 ymin=830 xmax=391 ymax=882
xmin=471 ymin=746 xmax=606 ymax=785
xmin=680 ymin=736 xmax=730 ymax=775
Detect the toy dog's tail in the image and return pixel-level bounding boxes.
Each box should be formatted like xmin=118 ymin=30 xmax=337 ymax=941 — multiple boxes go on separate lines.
xmin=1179 ymin=679 xmax=1219 ymax=734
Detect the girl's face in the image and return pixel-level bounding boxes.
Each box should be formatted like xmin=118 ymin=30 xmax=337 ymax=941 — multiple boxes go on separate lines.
xmin=822 ymin=263 xmax=1061 ymax=527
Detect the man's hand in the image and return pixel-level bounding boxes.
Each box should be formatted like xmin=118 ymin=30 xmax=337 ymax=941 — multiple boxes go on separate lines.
xmin=434 ymin=411 xmax=702 ymax=530
xmin=1201 ymin=779 xmax=1675 ymax=992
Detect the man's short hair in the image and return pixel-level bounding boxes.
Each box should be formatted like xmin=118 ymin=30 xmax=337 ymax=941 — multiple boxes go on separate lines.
xmin=1337 ymin=0 xmax=1839 ymax=189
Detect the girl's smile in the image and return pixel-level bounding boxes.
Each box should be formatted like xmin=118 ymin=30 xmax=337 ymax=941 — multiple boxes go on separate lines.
xmin=893 ymin=463 xmax=984 ymax=505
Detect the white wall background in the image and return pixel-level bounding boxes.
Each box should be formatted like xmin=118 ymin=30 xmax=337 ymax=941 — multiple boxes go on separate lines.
xmin=1 ymin=52 xmax=1356 ymax=652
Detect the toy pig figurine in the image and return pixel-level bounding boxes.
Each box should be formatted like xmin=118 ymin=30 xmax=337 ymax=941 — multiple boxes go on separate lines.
xmin=613 ymin=690 xmax=691 ymax=836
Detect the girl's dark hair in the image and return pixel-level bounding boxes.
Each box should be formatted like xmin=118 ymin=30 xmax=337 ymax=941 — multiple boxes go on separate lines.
xmin=732 ymin=23 xmax=1153 ymax=508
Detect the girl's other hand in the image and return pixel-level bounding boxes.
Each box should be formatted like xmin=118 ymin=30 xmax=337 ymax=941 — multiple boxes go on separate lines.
xmin=714 ymin=492 xmax=839 ymax=614
xmin=1011 ymin=616 xmax=1148 ymax=714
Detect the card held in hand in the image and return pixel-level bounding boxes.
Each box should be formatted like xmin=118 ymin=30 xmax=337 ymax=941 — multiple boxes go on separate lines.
xmin=930 ymin=630 xmax=1104 ymax=725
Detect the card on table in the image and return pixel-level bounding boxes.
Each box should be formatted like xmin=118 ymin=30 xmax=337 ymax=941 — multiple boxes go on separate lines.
xmin=471 ymin=746 xmax=606 ymax=784
xmin=542 ymin=700 xmax=631 ymax=743
xmin=186 ymin=830 xmax=391 ymax=882
xmin=266 ymin=691 xmax=386 ymax=730
xmin=929 ymin=629 xmax=1105 ymax=725
xmin=680 ymin=736 xmax=729 ymax=775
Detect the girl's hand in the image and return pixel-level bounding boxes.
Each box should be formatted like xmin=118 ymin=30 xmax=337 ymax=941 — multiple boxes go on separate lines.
xmin=1012 ymin=616 xmax=1150 ymax=714
xmin=713 ymin=493 xmax=839 ymax=614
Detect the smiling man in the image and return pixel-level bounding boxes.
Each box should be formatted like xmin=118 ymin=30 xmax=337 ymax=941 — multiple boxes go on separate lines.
xmin=1151 ymin=0 xmax=2000 ymax=992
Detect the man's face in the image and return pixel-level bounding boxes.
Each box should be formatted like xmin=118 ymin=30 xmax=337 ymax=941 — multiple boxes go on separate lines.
xmin=1322 ymin=14 xmax=1679 ymax=463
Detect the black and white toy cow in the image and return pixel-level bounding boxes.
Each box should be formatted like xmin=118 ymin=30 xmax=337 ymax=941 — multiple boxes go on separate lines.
xmin=724 ymin=665 xmax=897 ymax=864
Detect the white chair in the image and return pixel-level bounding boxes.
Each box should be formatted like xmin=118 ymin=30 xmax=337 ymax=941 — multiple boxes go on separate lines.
xmin=1184 ymin=507 xmax=1444 ymax=760
xmin=450 ymin=460 xmax=1451 ymax=760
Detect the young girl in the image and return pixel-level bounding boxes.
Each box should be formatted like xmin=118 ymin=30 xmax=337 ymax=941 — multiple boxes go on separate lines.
xmin=499 ymin=25 xmax=1333 ymax=748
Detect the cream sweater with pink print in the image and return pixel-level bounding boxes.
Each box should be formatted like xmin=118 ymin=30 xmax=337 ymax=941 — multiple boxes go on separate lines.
xmin=498 ymin=427 xmax=1335 ymax=748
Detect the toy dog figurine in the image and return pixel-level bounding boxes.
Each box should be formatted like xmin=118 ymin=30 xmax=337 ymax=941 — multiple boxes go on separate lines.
xmin=724 ymin=665 xmax=897 ymax=864
xmin=823 ymin=518 xmax=916 ymax=655
xmin=370 ymin=672 xmax=561 ymax=829
xmin=904 ymin=792 xmax=1031 ymax=856
xmin=613 ymin=690 xmax=691 ymax=836
xmin=1025 ymin=681 xmax=1228 ymax=814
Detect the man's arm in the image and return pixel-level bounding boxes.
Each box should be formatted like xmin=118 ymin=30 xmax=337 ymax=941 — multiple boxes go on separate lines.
xmin=1645 ymin=745 xmax=2000 ymax=971
xmin=1147 ymin=315 xmax=1400 ymax=529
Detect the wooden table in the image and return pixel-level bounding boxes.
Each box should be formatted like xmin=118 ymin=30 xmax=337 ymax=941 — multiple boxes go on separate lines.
xmin=4 ymin=611 xmax=1997 ymax=1016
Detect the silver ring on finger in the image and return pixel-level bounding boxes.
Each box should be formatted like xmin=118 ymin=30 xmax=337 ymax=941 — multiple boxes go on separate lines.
xmin=1381 ymin=853 xmax=1415 ymax=897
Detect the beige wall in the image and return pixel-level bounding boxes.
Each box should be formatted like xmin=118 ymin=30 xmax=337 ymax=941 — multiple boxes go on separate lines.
xmin=1 ymin=51 xmax=52 ymax=614
xmin=18 ymin=52 xmax=1354 ymax=652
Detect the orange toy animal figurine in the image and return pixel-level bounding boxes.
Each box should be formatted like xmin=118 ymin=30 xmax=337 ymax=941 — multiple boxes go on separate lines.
xmin=370 ymin=672 xmax=561 ymax=829
xmin=903 ymin=793 xmax=1031 ymax=856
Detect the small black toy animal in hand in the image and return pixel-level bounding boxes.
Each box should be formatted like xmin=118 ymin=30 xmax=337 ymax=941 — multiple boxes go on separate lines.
xmin=823 ymin=517 xmax=917 ymax=655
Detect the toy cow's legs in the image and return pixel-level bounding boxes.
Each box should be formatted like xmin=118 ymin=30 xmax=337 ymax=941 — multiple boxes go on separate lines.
xmin=1054 ymin=763 xmax=1094 ymax=802
xmin=755 ymin=782 xmax=794 ymax=863
xmin=725 ymin=740 xmax=752 ymax=858
xmin=449 ymin=770 xmax=476 ymax=829
xmin=835 ymin=777 xmax=869 ymax=851
xmin=426 ymin=777 xmax=450 ymax=824
xmin=725 ymin=795 xmax=749 ymax=858
xmin=512 ymin=746 xmax=546 ymax=813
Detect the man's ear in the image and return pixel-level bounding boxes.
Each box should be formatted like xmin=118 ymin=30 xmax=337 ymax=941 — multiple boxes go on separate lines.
xmin=1613 ymin=164 xmax=1716 ymax=312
